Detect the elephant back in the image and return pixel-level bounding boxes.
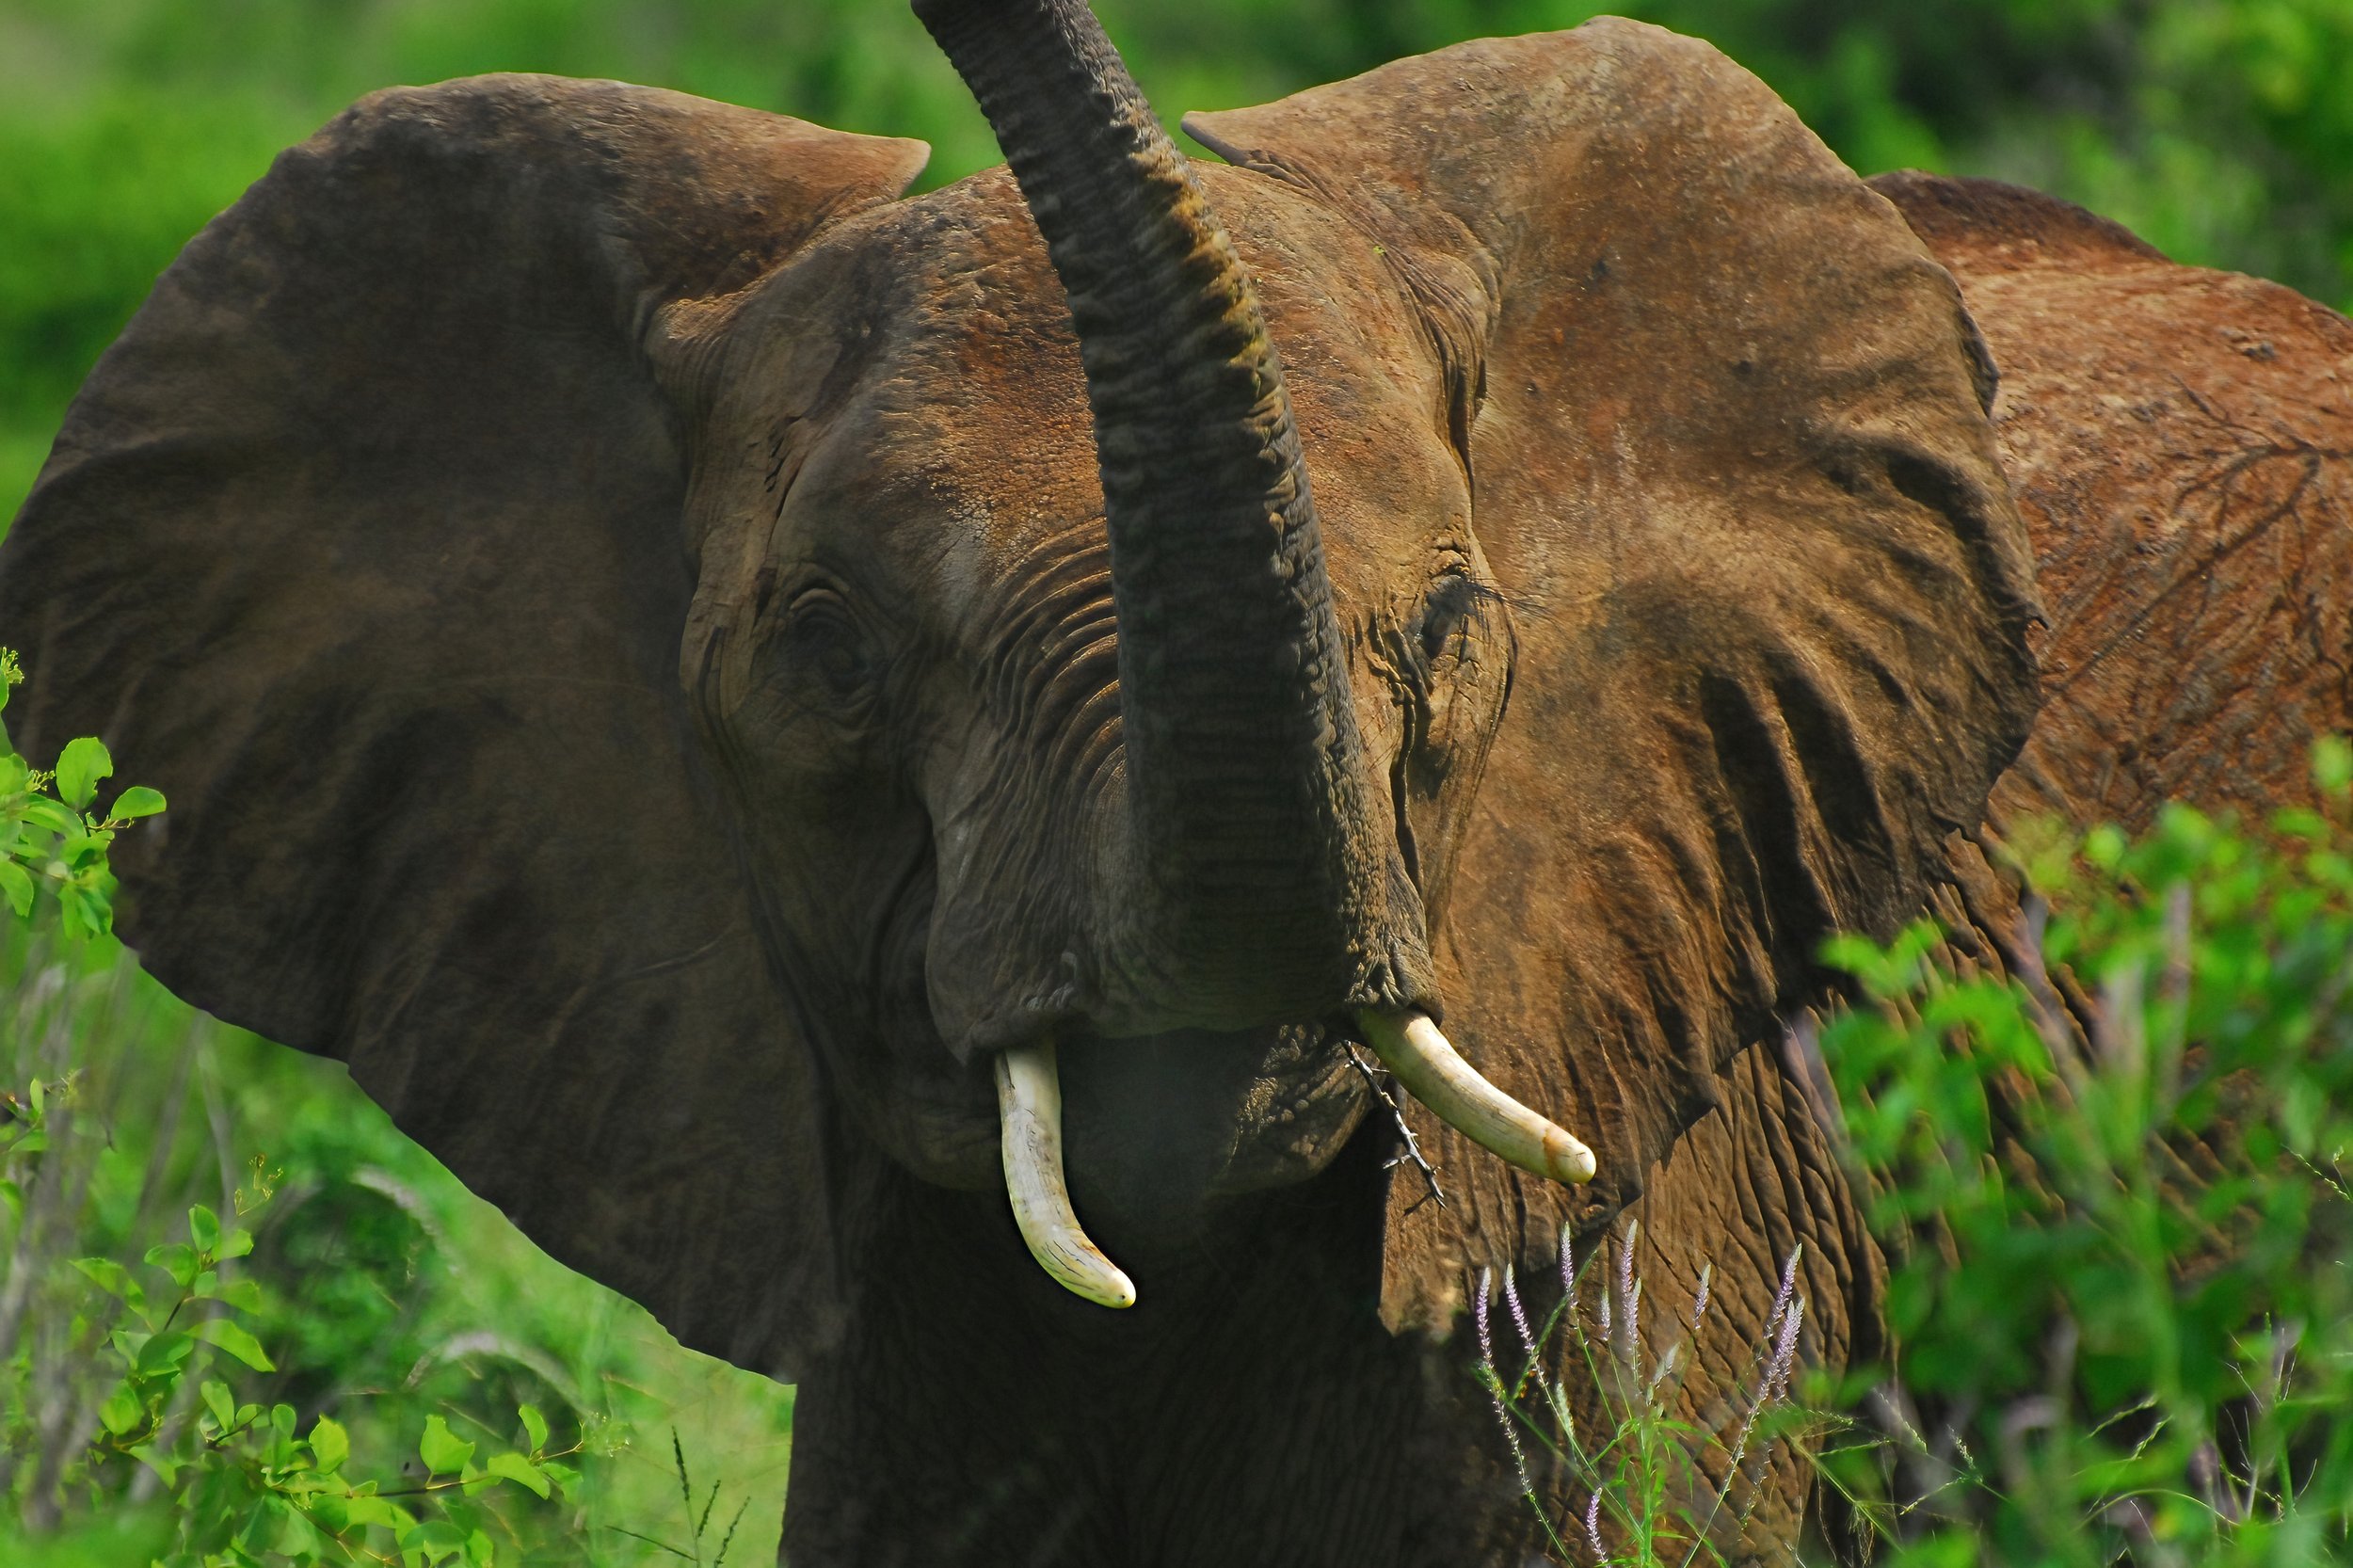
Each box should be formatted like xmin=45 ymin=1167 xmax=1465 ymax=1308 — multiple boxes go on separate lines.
xmin=1874 ymin=170 xmax=2353 ymax=835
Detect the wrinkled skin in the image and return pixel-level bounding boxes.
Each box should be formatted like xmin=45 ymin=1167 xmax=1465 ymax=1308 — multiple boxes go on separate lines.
xmin=0 ymin=8 xmax=2344 ymax=1563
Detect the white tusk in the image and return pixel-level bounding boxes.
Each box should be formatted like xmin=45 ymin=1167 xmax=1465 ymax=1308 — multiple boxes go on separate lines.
xmin=994 ymin=1041 xmax=1138 ymax=1309
xmin=1355 ymin=1007 xmax=1597 ymax=1186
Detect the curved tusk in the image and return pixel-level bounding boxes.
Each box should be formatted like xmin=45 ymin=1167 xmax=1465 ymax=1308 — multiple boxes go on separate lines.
xmin=1355 ymin=1008 xmax=1597 ymax=1186
xmin=994 ymin=1042 xmax=1138 ymax=1309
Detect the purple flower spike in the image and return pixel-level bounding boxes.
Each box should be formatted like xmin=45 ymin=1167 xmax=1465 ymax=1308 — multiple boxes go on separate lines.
xmin=1505 ymin=1265 xmax=1538 ymax=1360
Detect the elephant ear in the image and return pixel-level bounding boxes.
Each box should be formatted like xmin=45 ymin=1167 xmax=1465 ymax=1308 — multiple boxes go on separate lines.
xmin=1189 ymin=20 xmax=2041 ymax=1326
xmin=0 ymin=76 xmax=926 ymax=1375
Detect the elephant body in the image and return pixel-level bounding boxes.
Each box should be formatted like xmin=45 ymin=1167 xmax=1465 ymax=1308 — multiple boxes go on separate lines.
xmin=2 ymin=6 xmax=2345 ymax=1563
xmin=1873 ymin=170 xmax=2353 ymax=838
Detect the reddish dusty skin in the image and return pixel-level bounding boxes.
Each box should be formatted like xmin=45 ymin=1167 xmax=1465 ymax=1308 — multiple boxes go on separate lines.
xmin=1873 ymin=170 xmax=2353 ymax=834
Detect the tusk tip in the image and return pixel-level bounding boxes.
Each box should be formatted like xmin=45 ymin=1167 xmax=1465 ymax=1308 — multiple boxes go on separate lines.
xmin=1087 ymin=1270 xmax=1140 ymax=1310
xmin=1547 ymin=1134 xmax=1598 ymax=1186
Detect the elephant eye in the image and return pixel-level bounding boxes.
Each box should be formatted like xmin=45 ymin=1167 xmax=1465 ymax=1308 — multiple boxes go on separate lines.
xmin=1414 ymin=573 xmax=1491 ymax=669
xmin=778 ymin=591 xmax=880 ymax=708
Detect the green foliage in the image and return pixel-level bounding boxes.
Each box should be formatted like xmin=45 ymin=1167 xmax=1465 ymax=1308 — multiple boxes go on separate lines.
xmin=61 ymin=1187 xmax=584 ymax=1568
xmin=0 ymin=648 xmax=164 ymax=937
xmin=1811 ymin=748 xmax=2353 ymax=1561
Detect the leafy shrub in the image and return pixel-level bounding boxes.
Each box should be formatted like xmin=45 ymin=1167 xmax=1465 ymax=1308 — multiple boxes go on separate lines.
xmin=1810 ymin=744 xmax=2353 ymax=1563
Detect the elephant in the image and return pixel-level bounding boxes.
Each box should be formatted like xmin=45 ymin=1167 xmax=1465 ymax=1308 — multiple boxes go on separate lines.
xmin=3 ymin=0 xmax=2345 ymax=1560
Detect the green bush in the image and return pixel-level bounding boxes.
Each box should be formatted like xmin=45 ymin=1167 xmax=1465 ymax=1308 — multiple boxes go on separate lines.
xmin=1810 ymin=744 xmax=2353 ymax=1563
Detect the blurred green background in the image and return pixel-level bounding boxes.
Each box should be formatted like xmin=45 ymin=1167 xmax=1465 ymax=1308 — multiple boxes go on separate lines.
xmin=2 ymin=1 xmax=2350 ymax=1561
xmin=4 ymin=0 xmax=2351 ymax=527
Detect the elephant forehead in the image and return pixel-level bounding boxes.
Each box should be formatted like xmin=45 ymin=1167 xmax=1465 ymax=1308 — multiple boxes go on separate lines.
xmin=770 ymin=167 xmax=1471 ymax=612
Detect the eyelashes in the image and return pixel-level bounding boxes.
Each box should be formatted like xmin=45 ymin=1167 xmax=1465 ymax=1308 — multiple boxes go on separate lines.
xmin=760 ymin=585 xmax=887 ymax=720
xmin=1413 ymin=572 xmax=1505 ymax=671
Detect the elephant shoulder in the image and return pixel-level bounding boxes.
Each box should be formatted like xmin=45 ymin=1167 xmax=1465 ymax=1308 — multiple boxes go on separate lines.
xmin=1867 ymin=170 xmax=2168 ymax=277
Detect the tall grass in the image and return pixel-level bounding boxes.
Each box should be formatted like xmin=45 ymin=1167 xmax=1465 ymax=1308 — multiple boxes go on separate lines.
xmin=1476 ymin=1230 xmax=1817 ymax=1566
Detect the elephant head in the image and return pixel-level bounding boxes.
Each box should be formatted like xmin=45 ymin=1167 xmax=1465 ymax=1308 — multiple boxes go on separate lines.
xmin=0 ymin=0 xmax=2036 ymax=1411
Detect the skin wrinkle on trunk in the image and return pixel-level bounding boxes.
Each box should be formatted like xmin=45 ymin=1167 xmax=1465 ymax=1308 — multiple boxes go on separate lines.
xmin=912 ymin=0 xmax=1433 ymax=1032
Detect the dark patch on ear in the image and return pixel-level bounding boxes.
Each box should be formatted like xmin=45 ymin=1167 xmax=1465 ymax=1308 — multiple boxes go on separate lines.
xmin=1700 ymin=673 xmax=1833 ymax=988
xmin=1769 ymin=653 xmax=1896 ymax=895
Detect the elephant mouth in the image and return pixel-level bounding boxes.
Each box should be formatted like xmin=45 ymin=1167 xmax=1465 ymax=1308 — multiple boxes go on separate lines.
xmin=990 ymin=1012 xmax=1597 ymax=1309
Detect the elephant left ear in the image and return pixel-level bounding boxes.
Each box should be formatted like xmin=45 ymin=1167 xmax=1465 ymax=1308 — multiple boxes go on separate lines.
xmin=1190 ymin=20 xmax=2041 ymax=1325
xmin=0 ymin=77 xmax=927 ymax=1377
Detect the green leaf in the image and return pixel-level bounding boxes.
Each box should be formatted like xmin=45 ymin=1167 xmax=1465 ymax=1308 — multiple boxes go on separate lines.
xmin=58 ymin=882 xmax=109 ymax=938
xmin=234 ymin=1496 xmax=288 ymax=1555
xmin=518 ymin=1403 xmax=548 ymax=1454
xmin=309 ymin=1415 xmax=349 ymax=1475
xmin=194 ymin=1316 xmax=277 ymax=1371
xmin=106 ymin=784 xmax=166 ymax=820
xmin=129 ymin=1442 xmax=181 ymax=1487
xmin=465 ymin=1528 xmax=496 ymax=1568
xmin=484 ymin=1450 xmax=550 ymax=1499
xmin=188 ymin=1204 xmax=220 ymax=1256
xmin=308 ymin=1493 xmax=353 ymax=1534
xmin=73 ymin=1256 xmax=136 ymax=1300
xmin=539 ymin=1461 xmax=580 ymax=1492
xmin=216 ymin=1226 xmax=254 ymax=1261
xmin=145 ymin=1240 xmax=200 ymax=1289
xmin=55 ymin=735 xmax=112 ymax=809
xmin=99 ymin=1381 xmax=145 ymax=1435
xmin=401 ymin=1520 xmax=469 ymax=1565
xmin=0 ymin=858 xmax=32 ymax=917
xmin=340 ymin=1494 xmax=408 ymax=1531
xmin=419 ymin=1414 xmax=474 ymax=1477
xmin=136 ymin=1330 xmax=194 ymax=1377
xmin=208 ymin=1276 xmax=263 ymax=1312
xmin=201 ymin=1379 xmax=236 ymax=1432
xmin=17 ymin=796 xmax=74 ymax=837
xmin=2314 ymin=734 xmax=2353 ymax=794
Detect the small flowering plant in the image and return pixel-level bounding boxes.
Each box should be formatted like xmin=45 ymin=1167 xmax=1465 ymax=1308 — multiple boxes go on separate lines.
xmin=1473 ymin=1221 xmax=1813 ymax=1567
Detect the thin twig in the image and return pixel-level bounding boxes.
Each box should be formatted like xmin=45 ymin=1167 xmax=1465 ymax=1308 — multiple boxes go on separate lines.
xmin=1346 ymin=1043 xmax=1445 ymax=1212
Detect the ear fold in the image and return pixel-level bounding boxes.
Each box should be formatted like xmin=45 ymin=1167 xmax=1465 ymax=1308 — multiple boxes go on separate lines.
xmin=1190 ymin=20 xmax=2041 ymax=1325
xmin=0 ymin=76 xmax=925 ymax=1376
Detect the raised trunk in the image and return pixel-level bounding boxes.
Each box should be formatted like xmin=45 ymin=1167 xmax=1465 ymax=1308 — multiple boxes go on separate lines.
xmin=914 ymin=0 xmax=1432 ymax=1026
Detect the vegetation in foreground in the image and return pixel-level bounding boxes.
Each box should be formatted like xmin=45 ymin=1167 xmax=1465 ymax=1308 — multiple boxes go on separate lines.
xmin=1472 ymin=746 xmax=2353 ymax=1564
xmin=3 ymin=668 xmax=2349 ymax=1562
xmin=0 ymin=655 xmax=791 ymax=1566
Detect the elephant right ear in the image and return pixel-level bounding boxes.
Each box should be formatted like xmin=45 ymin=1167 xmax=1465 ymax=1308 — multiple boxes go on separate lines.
xmin=1191 ymin=22 xmax=2041 ymax=1326
xmin=0 ymin=77 xmax=926 ymax=1377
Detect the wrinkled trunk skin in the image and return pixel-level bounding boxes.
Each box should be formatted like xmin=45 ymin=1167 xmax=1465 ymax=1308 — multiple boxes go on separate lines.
xmin=913 ymin=0 xmax=1432 ymax=1050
